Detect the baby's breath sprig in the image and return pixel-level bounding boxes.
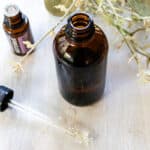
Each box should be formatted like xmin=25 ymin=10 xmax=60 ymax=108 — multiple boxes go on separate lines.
xmin=13 ymin=0 xmax=150 ymax=83
xmin=91 ymin=0 xmax=150 ymax=83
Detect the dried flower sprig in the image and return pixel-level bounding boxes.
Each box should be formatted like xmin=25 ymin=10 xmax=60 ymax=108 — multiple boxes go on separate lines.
xmin=13 ymin=0 xmax=150 ymax=83
xmin=90 ymin=0 xmax=150 ymax=82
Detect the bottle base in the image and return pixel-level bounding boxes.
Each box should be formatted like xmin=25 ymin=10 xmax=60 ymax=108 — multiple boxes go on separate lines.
xmin=60 ymin=90 xmax=104 ymax=107
xmin=14 ymin=49 xmax=34 ymax=56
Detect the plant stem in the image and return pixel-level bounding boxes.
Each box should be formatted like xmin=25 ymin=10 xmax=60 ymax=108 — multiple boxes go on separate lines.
xmin=130 ymin=27 xmax=146 ymax=36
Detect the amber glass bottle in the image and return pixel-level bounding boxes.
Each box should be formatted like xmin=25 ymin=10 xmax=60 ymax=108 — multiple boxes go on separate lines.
xmin=3 ymin=4 xmax=34 ymax=56
xmin=53 ymin=13 xmax=108 ymax=106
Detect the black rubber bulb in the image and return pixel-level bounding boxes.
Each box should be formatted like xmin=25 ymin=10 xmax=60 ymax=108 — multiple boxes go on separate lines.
xmin=0 ymin=86 xmax=14 ymax=111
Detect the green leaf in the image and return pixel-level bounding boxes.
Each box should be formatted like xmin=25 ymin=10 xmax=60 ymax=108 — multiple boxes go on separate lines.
xmin=128 ymin=0 xmax=150 ymax=16
xmin=44 ymin=0 xmax=73 ymax=16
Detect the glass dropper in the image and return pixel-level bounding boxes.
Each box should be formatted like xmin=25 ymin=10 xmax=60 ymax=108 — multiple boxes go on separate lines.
xmin=0 ymin=85 xmax=91 ymax=145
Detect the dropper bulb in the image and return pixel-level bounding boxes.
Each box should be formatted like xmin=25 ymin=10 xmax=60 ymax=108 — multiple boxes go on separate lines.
xmin=0 ymin=86 xmax=14 ymax=111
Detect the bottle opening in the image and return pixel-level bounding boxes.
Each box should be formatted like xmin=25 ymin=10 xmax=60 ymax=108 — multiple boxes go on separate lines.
xmin=66 ymin=13 xmax=95 ymax=42
xmin=71 ymin=13 xmax=91 ymax=30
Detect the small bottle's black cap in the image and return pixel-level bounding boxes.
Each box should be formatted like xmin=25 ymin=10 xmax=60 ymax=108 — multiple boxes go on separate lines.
xmin=0 ymin=86 xmax=14 ymax=112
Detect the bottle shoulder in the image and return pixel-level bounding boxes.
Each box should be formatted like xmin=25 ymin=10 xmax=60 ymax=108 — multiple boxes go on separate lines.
xmin=53 ymin=25 xmax=108 ymax=67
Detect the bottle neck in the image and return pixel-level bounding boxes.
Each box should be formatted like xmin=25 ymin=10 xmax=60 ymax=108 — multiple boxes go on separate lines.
xmin=65 ymin=13 xmax=95 ymax=42
xmin=5 ymin=12 xmax=23 ymax=26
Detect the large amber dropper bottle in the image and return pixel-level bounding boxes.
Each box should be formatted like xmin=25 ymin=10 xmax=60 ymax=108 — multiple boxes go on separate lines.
xmin=53 ymin=13 xmax=108 ymax=106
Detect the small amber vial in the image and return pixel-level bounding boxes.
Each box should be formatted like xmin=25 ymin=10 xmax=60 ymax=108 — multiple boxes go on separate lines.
xmin=3 ymin=4 xmax=34 ymax=56
xmin=53 ymin=13 xmax=108 ymax=106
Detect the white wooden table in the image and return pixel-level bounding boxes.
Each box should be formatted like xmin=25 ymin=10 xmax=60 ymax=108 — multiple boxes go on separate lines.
xmin=0 ymin=0 xmax=150 ymax=150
